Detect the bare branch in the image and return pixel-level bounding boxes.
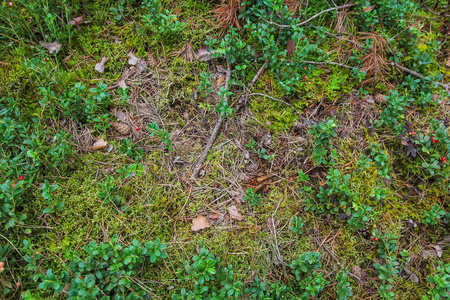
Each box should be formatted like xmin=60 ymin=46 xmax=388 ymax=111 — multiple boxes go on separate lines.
xmin=263 ymin=3 xmax=356 ymax=28
xmin=191 ymin=62 xmax=232 ymax=179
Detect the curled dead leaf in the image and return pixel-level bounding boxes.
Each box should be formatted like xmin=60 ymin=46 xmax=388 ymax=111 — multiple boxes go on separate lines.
xmin=228 ymin=205 xmax=244 ymax=221
xmin=128 ymin=52 xmax=147 ymax=72
xmin=90 ymin=137 xmax=108 ymax=151
xmin=39 ymin=41 xmax=61 ymax=54
xmin=363 ymin=5 xmax=374 ymax=12
xmin=95 ymin=57 xmax=108 ymax=73
xmin=69 ymin=16 xmax=83 ymax=26
xmin=191 ymin=215 xmax=210 ymax=231
xmin=194 ymin=47 xmax=216 ymax=62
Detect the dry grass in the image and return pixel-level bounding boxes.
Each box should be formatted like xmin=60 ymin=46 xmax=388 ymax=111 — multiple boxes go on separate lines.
xmin=213 ymin=0 xmax=243 ymax=32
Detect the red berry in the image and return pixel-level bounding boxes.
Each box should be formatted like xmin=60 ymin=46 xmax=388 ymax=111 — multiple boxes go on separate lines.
xmin=433 ymin=131 xmax=436 ymax=134
xmin=12 ymin=183 xmax=16 ymax=187
xmin=19 ymin=176 xmax=24 ymax=180
xmin=410 ymin=131 xmax=415 ymax=136
xmin=8 ymin=1 xmax=12 ymax=6
xmin=307 ymin=81 xmax=311 ymax=85
xmin=0 ymin=266 xmax=4 ymax=272
xmin=369 ymin=25 xmax=373 ymax=27
xmin=0 ymin=262 xmax=4 ymax=267
xmin=45 ymin=58 xmax=48 ymax=62
xmin=278 ymin=55 xmax=282 ymax=59
xmin=35 ymin=252 xmax=39 ymax=255
xmin=16 ymin=282 xmax=21 ymax=287
xmin=304 ymin=76 xmax=308 ymax=79
xmin=442 ymin=157 xmax=447 ymax=163
xmin=374 ymin=238 xmax=378 ymax=241
xmin=303 ymin=67 xmax=307 ymax=70
xmin=30 ymin=129 xmax=32 ymax=132
xmin=135 ymin=126 xmax=139 ymax=131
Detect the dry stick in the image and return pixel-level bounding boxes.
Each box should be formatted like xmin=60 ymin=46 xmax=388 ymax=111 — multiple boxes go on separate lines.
xmin=249 ymin=93 xmax=301 ymax=115
xmin=264 ymin=3 xmax=356 ymax=28
xmin=391 ymin=62 xmax=450 ymax=94
xmin=191 ymin=62 xmax=232 ymax=179
xmin=235 ymin=61 xmax=268 ymax=113
xmin=313 ymin=237 xmax=361 ymax=281
xmin=303 ymin=60 xmax=353 ymax=69
xmin=272 ymin=197 xmax=284 ymax=263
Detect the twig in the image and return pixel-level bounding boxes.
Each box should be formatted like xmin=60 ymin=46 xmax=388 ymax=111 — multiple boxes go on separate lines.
xmin=313 ymin=237 xmax=361 ymax=281
xmin=303 ymin=60 xmax=354 ymax=69
xmin=271 ymin=197 xmax=284 ymax=262
xmin=391 ymin=62 xmax=450 ymax=94
xmin=235 ymin=61 xmax=267 ymax=113
xmin=0 ymin=233 xmax=24 ymax=258
xmin=263 ymin=3 xmax=356 ymax=28
xmin=191 ymin=62 xmax=232 ymax=178
xmin=249 ymin=93 xmax=301 ymax=115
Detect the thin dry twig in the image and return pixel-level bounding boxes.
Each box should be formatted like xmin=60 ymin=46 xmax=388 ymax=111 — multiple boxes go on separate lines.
xmin=391 ymin=62 xmax=450 ymax=94
xmin=235 ymin=61 xmax=267 ymax=113
xmin=191 ymin=62 xmax=232 ymax=178
xmin=313 ymin=237 xmax=361 ymax=281
xmin=303 ymin=60 xmax=353 ymax=69
xmin=263 ymin=3 xmax=356 ymax=28
xmin=249 ymin=93 xmax=301 ymax=115
xmin=272 ymin=197 xmax=284 ymax=262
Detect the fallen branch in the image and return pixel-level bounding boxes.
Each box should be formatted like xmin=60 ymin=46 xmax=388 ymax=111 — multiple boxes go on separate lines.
xmin=391 ymin=62 xmax=450 ymax=94
xmin=191 ymin=62 xmax=232 ymax=179
xmin=263 ymin=3 xmax=356 ymax=28
xmin=235 ymin=61 xmax=267 ymax=113
xmin=272 ymin=197 xmax=284 ymax=262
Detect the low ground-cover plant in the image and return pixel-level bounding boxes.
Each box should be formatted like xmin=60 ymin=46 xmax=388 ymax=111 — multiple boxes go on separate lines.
xmin=24 ymin=235 xmax=167 ymax=299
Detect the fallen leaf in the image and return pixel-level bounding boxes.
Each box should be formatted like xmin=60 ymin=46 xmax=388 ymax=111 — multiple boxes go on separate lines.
xmin=90 ymin=137 xmax=108 ymax=151
xmin=117 ymin=79 xmax=127 ymax=89
xmin=210 ymin=212 xmax=218 ymax=220
xmin=128 ymin=52 xmax=147 ymax=72
xmin=95 ymin=57 xmax=108 ymax=73
xmin=217 ymin=76 xmax=225 ymax=86
xmin=363 ymin=5 xmax=374 ymax=12
xmin=446 ymin=57 xmax=450 ymax=68
xmin=287 ymin=39 xmax=295 ymax=56
xmin=191 ymin=215 xmax=210 ymax=231
xmin=69 ymin=16 xmax=83 ymax=26
xmin=228 ymin=205 xmax=244 ymax=221
xmin=433 ymin=245 xmax=443 ymax=258
xmin=364 ymin=95 xmax=375 ymax=103
xmin=194 ymin=47 xmax=216 ymax=61
xmin=421 ymin=249 xmax=438 ymax=259
xmin=110 ymin=108 xmax=129 ymax=122
xmin=39 ymin=41 xmax=62 ymax=54
xmin=438 ymin=235 xmax=450 ymax=245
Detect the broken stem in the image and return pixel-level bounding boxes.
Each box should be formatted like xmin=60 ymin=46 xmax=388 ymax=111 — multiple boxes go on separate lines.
xmin=272 ymin=197 xmax=284 ymax=262
xmin=191 ymin=62 xmax=232 ymax=179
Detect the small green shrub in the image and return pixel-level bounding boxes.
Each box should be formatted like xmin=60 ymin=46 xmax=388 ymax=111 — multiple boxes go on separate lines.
xmin=290 ymin=252 xmax=322 ymax=281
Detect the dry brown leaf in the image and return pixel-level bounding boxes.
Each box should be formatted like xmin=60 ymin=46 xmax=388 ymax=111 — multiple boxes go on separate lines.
xmin=39 ymin=41 xmax=61 ymax=54
xmin=446 ymin=57 xmax=450 ymax=68
xmin=287 ymin=39 xmax=295 ymax=56
xmin=195 ymin=47 xmax=216 ymax=61
xmin=191 ymin=215 xmax=210 ymax=231
xmin=363 ymin=5 xmax=374 ymax=12
xmin=111 ymin=108 xmax=129 ymax=122
xmin=128 ymin=52 xmax=147 ymax=72
xmin=217 ymin=76 xmax=225 ymax=86
xmin=69 ymin=16 xmax=83 ymax=26
xmin=421 ymin=249 xmax=438 ymax=259
xmin=91 ymin=137 xmax=107 ymax=151
xmin=95 ymin=57 xmax=108 ymax=73
xmin=364 ymin=95 xmax=375 ymax=103
xmin=117 ymin=79 xmax=127 ymax=89
xmin=228 ymin=205 xmax=244 ymax=221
